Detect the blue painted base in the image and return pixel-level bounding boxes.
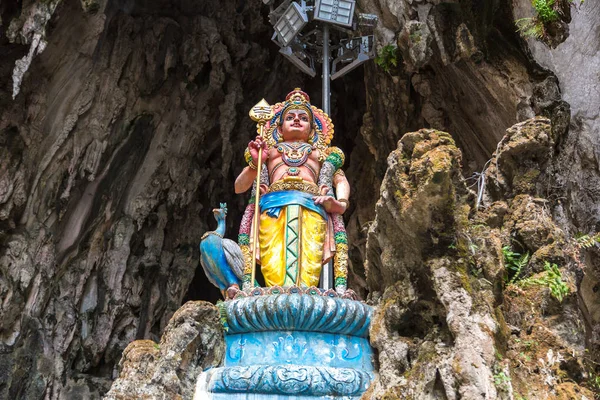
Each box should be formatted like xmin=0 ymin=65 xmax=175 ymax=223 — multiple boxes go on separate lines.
xmin=225 ymin=331 xmax=373 ymax=371
xmin=195 ymin=293 xmax=375 ymax=399
xmin=196 ymin=392 xmax=364 ymax=400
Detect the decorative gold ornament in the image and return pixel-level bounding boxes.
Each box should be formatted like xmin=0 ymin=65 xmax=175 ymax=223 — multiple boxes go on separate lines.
xmin=334 ymin=243 xmax=349 ymax=278
xmin=268 ymin=177 xmax=320 ymax=196
xmin=337 ymin=198 xmax=349 ymax=208
xmin=249 ymin=98 xmax=274 ymax=125
xmin=201 ymin=231 xmax=224 ymax=240
xmin=241 ymin=244 xmax=253 ymax=276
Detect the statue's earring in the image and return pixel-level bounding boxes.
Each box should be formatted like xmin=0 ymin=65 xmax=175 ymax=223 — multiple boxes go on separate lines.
xmin=274 ymin=126 xmax=282 ymax=144
xmin=308 ymin=129 xmax=316 ymax=144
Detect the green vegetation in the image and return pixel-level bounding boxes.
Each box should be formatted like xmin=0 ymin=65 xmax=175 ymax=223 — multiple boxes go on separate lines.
xmin=533 ymin=0 xmax=559 ymax=22
xmin=503 ymin=244 xmax=570 ymax=302
xmin=590 ymin=373 xmax=600 ymax=391
xmin=515 ymin=18 xmax=545 ymax=40
xmin=519 ymin=352 xmax=532 ymax=362
xmin=503 ymin=246 xmax=530 ymax=285
xmin=575 ymin=232 xmax=600 ymax=249
xmin=523 ymin=339 xmax=538 ymax=351
xmin=515 ymin=0 xmax=558 ymax=40
xmin=375 ymin=45 xmax=398 ymax=74
xmin=519 ymin=261 xmax=570 ymax=302
xmin=582 ymin=352 xmax=600 ymax=395
xmin=495 ymin=348 xmax=504 ymax=361
xmin=493 ymin=370 xmax=511 ymax=391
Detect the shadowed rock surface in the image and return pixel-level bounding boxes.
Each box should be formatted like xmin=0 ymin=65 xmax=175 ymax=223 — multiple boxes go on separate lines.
xmin=104 ymin=301 xmax=224 ymax=400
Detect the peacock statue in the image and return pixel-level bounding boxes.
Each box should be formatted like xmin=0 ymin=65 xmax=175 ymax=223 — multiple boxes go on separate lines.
xmin=199 ymin=203 xmax=244 ymax=299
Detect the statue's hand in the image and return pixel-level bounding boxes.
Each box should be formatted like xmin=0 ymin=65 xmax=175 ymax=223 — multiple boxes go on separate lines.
xmin=248 ymin=136 xmax=269 ymax=164
xmin=313 ymin=196 xmax=347 ymax=214
xmin=259 ymin=184 xmax=269 ymax=195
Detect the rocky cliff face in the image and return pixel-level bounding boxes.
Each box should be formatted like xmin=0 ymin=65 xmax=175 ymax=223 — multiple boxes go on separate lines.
xmin=105 ymin=301 xmax=223 ymax=400
xmin=364 ymin=119 xmax=596 ymax=398
xmin=1 ymin=0 xmax=599 ymax=398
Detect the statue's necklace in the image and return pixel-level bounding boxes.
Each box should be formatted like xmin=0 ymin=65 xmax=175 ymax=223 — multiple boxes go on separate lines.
xmin=276 ymin=142 xmax=313 ymax=177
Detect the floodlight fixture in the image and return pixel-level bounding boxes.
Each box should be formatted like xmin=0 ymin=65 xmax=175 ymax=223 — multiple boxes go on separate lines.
xmin=331 ymin=35 xmax=373 ymax=80
xmin=357 ymin=13 xmax=378 ymax=32
xmin=357 ymin=13 xmax=378 ymax=28
xmin=274 ymin=2 xmax=309 ymax=47
xmin=279 ymin=46 xmax=316 ymax=77
xmin=269 ymin=0 xmax=292 ymax=26
xmin=313 ymin=0 xmax=355 ymax=27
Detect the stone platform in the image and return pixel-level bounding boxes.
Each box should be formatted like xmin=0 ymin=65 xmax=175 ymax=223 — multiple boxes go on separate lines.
xmin=194 ymin=289 xmax=375 ymax=399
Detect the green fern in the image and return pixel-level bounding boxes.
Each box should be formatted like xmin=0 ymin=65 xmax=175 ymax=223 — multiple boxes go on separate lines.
xmin=515 ymin=18 xmax=544 ymax=39
xmin=503 ymin=246 xmax=530 ymax=284
xmin=514 ymin=0 xmax=559 ymax=41
xmin=575 ymin=233 xmax=600 ymax=249
xmin=375 ymin=45 xmax=398 ymax=74
xmin=519 ymin=261 xmax=570 ymax=302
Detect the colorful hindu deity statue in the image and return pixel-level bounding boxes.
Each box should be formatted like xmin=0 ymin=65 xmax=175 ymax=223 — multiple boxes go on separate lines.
xmin=196 ymin=92 xmax=373 ymax=399
xmin=234 ymin=88 xmax=350 ymax=293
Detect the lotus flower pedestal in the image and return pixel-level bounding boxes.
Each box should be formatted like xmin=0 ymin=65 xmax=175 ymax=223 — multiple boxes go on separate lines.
xmin=194 ymin=289 xmax=375 ymax=400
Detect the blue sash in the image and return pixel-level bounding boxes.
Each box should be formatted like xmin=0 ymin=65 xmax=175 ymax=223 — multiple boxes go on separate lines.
xmin=259 ymin=191 xmax=327 ymax=220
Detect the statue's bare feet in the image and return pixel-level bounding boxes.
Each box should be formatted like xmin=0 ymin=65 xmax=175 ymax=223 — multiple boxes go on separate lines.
xmin=226 ymin=285 xmax=241 ymax=299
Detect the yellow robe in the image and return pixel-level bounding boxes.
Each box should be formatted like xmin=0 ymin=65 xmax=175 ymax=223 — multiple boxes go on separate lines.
xmin=254 ymin=190 xmax=334 ymax=287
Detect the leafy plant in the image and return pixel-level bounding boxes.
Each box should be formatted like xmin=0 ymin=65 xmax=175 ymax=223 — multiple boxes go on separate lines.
xmin=375 ymin=45 xmax=398 ymax=74
xmin=590 ymin=373 xmax=600 ymax=392
xmin=515 ymin=18 xmax=545 ymax=39
xmin=514 ymin=0 xmax=559 ymax=40
xmin=503 ymin=246 xmax=530 ymax=285
xmin=493 ymin=370 xmax=511 ymax=391
xmin=495 ymin=348 xmax=504 ymax=361
xmin=519 ymin=261 xmax=570 ymax=302
xmin=519 ymin=352 xmax=531 ymax=362
xmin=575 ymin=232 xmax=600 ymax=249
xmin=533 ymin=0 xmax=559 ymax=22
xmin=523 ymin=340 xmax=538 ymax=351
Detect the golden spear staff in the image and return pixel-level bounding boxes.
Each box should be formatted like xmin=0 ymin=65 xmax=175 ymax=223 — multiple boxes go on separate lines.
xmin=246 ymin=99 xmax=273 ymax=289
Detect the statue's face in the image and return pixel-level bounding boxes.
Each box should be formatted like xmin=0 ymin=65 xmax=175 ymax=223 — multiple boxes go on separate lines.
xmin=279 ymin=109 xmax=312 ymax=142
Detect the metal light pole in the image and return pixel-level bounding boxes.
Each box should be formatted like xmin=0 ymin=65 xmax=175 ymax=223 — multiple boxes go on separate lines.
xmin=322 ymin=24 xmax=330 ymax=115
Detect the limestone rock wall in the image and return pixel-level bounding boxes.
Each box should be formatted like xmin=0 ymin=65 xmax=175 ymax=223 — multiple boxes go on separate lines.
xmin=105 ymin=301 xmax=224 ymax=400
xmin=364 ymin=119 xmax=596 ymax=399
xmin=364 ymin=129 xmax=501 ymax=399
